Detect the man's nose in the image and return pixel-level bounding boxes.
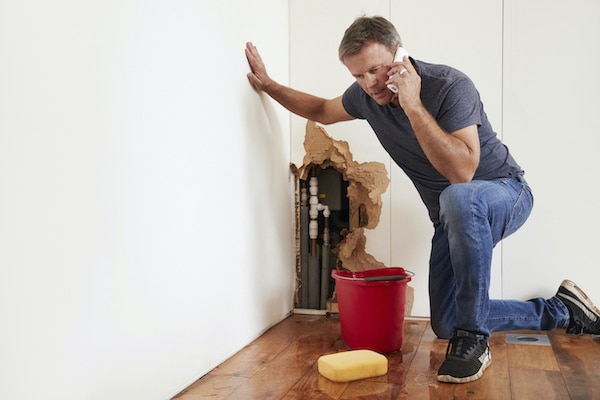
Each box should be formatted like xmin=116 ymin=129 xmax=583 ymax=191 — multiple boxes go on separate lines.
xmin=365 ymin=73 xmax=378 ymax=88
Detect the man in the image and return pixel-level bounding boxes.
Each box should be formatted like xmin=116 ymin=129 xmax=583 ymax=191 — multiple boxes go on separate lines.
xmin=245 ymin=16 xmax=600 ymax=383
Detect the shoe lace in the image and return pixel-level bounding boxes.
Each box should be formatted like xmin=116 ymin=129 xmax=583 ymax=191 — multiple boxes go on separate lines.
xmin=446 ymin=331 xmax=484 ymax=360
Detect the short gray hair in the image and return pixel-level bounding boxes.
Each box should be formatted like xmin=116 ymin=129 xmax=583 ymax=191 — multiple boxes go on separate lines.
xmin=338 ymin=16 xmax=403 ymax=63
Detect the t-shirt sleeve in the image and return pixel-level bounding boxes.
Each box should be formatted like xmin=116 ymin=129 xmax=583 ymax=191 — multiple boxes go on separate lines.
xmin=436 ymin=76 xmax=483 ymax=134
xmin=341 ymin=82 xmax=366 ymax=119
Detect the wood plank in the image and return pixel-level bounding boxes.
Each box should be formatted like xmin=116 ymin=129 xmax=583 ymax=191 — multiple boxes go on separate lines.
xmin=506 ymin=330 xmax=560 ymax=371
xmin=282 ymin=369 xmax=349 ymax=400
xmin=340 ymin=320 xmax=428 ymax=399
xmin=173 ymin=316 xmax=600 ymax=399
xmin=549 ymin=329 xmax=600 ymax=399
xmin=452 ymin=332 xmax=512 ymax=400
xmin=341 ymin=381 xmax=403 ymax=399
xmin=281 ymin=335 xmax=350 ymax=400
xmin=225 ymin=315 xmax=342 ymax=399
xmin=400 ymin=324 xmax=456 ymax=399
xmin=370 ymin=320 xmax=429 ymax=383
xmin=210 ymin=314 xmax=322 ymax=378
xmin=509 ymin=368 xmax=570 ymax=399
xmin=283 ymin=318 xmax=428 ymax=399
xmin=506 ymin=330 xmax=571 ymax=399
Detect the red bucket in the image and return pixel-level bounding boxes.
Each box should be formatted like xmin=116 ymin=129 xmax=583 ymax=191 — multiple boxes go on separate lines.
xmin=332 ymin=267 xmax=413 ymax=353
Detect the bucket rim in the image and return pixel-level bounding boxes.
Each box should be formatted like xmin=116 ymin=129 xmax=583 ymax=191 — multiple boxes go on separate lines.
xmin=332 ymin=267 xmax=414 ymax=283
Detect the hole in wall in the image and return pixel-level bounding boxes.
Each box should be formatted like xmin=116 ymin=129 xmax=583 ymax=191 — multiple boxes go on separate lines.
xmin=292 ymin=121 xmax=390 ymax=310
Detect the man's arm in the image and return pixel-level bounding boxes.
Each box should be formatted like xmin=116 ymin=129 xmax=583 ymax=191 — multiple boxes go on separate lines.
xmin=387 ymin=58 xmax=480 ymax=183
xmin=245 ymin=42 xmax=355 ymax=125
xmin=407 ymin=111 xmax=480 ymax=184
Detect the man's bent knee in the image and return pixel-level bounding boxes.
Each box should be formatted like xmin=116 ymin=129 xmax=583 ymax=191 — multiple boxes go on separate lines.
xmin=439 ymin=183 xmax=474 ymax=227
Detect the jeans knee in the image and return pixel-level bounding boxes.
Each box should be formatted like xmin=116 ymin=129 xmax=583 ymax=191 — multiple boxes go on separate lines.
xmin=439 ymin=183 xmax=472 ymax=225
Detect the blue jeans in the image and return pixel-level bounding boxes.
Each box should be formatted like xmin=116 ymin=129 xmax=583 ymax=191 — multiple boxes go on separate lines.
xmin=429 ymin=176 xmax=570 ymax=339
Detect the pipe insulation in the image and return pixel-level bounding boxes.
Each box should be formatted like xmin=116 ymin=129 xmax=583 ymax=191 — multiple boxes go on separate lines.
xmin=308 ymin=246 xmax=321 ymax=310
xmin=320 ymin=243 xmax=330 ymax=310
xmin=309 ymin=176 xmax=319 ymax=256
xmin=306 ymin=174 xmax=332 ymax=309
xmin=320 ymin=205 xmax=331 ymax=310
xmin=300 ymin=187 xmax=309 ymax=309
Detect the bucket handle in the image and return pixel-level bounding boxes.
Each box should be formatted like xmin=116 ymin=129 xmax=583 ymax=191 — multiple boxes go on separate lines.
xmin=351 ymin=270 xmax=415 ymax=282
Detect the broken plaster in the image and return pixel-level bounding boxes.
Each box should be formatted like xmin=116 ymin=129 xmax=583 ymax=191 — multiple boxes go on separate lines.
xmin=294 ymin=121 xmax=390 ymax=272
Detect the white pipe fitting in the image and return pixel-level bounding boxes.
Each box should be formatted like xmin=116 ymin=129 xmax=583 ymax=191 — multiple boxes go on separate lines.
xmin=307 ymin=175 xmax=330 ymax=239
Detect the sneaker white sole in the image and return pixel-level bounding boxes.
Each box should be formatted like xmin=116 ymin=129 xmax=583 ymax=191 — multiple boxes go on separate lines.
xmin=559 ymin=280 xmax=600 ymax=319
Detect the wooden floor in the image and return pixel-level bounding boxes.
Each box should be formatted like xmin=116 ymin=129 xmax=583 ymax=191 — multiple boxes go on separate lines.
xmin=173 ymin=314 xmax=600 ymax=399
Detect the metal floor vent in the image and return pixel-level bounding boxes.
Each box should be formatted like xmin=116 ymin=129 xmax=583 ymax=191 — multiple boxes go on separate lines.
xmin=505 ymin=333 xmax=551 ymax=346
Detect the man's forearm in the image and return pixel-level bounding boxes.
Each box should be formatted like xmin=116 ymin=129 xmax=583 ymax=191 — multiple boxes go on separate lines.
xmin=245 ymin=42 xmax=351 ymax=125
xmin=263 ymin=80 xmax=330 ymax=123
xmin=405 ymin=104 xmax=479 ymax=183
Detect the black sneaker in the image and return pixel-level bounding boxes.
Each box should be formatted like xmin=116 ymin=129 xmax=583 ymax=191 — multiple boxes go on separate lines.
xmin=437 ymin=329 xmax=491 ymax=383
xmin=556 ymin=280 xmax=600 ymax=335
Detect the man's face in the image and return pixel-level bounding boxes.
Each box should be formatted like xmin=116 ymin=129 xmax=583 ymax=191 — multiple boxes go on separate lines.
xmin=343 ymin=41 xmax=395 ymax=106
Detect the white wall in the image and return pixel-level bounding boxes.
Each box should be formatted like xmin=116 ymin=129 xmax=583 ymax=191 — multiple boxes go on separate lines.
xmin=290 ymin=0 xmax=600 ymax=316
xmin=502 ymin=0 xmax=600 ymax=299
xmin=0 ymin=1 xmax=293 ymax=399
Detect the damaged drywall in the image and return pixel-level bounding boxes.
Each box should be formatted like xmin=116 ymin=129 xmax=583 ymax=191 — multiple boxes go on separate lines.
xmin=335 ymin=227 xmax=385 ymax=272
xmin=292 ymin=120 xmax=415 ymax=316
xmin=295 ymin=121 xmax=390 ymax=272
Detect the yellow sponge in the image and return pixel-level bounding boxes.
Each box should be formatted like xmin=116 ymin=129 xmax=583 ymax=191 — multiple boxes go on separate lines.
xmin=317 ymin=350 xmax=388 ymax=382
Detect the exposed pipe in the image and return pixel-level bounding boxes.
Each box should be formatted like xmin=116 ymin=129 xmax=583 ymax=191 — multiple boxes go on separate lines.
xmin=308 ymin=176 xmax=319 ymax=256
xmin=308 ymin=247 xmax=320 ymax=309
xmin=300 ymin=187 xmax=309 ymax=309
xmin=320 ymin=206 xmax=331 ymax=310
xmin=306 ymin=170 xmax=331 ymax=309
xmin=308 ymin=173 xmax=320 ymax=309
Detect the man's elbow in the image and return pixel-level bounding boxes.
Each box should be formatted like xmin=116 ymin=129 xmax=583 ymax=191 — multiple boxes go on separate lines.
xmin=449 ymin=175 xmax=474 ymax=184
xmin=313 ymin=100 xmax=354 ymax=125
xmin=447 ymin=163 xmax=478 ymax=184
xmin=315 ymin=116 xmax=339 ymax=125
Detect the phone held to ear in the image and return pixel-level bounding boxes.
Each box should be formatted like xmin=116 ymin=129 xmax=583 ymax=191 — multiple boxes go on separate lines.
xmin=387 ymin=47 xmax=409 ymax=94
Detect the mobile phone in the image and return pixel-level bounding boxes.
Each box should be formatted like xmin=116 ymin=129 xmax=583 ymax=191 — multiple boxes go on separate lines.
xmin=387 ymin=47 xmax=410 ymax=93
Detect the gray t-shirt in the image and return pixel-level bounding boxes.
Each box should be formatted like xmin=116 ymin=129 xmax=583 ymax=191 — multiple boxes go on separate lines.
xmin=342 ymin=59 xmax=523 ymax=223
